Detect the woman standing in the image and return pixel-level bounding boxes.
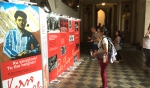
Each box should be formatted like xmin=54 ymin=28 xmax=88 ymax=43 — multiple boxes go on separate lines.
xmin=114 ymin=30 xmax=122 ymax=62
xmin=93 ymin=28 xmax=108 ymax=88
xmin=142 ymin=25 xmax=150 ymax=70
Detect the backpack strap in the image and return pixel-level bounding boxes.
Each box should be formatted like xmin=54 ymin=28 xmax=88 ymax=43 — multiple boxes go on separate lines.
xmin=100 ymin=37 xmax=106 ymax=49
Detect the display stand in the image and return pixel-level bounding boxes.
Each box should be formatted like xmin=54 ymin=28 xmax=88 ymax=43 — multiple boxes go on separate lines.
xmin=47 ymin=12 xmax=81 ymax=82
xmin=0 ymin=1 xmax=49 ymax=88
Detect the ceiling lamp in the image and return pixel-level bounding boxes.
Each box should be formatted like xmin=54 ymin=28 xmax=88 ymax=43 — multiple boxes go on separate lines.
xmin=102 ymin=3 xmax=105 ymax=5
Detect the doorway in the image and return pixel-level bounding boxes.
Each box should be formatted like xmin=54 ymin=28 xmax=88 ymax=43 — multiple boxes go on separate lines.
xmin=97 ymin=10 xmax=105 ymax=27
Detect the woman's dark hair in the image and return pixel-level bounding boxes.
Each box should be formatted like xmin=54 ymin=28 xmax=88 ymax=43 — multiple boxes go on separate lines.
xmin=116 ymin=30 xmax=122 ymax=37
xmin=100 ymin=27 xmax=107 ymax=35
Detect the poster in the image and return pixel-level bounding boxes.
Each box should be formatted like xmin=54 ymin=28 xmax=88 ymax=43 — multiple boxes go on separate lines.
xmin=60 ymin=17 xmax=71 ymax=72
xmin=68 ymin=18 xmax=75 ymax=64
xmin=47 ymin=13 xmax=61 ymax=81
xmin=0 ymin=2 xmax=43 ymax=88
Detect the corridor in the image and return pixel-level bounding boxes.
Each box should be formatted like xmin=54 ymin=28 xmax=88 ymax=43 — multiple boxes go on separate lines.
xmin=49 ymin=44 xmax=150 ymax=88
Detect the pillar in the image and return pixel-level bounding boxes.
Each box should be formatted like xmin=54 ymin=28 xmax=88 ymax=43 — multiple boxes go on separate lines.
xmin=117 ymin=1 xmax=121 ymax=31
xmin=80 ymin=3 xmax=84 ymax=42
xmin=92 ymin=4 xmax=95 ymax=27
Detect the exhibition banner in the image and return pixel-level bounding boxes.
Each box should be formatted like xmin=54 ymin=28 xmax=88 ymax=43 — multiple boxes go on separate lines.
xmin=46 ymin=13 xmax=81 ymax=82
xmin=74 ymin=20 xmax=80 ymax=62
xmin=68 ymin=18 xmax=75 ymax=64
xmin=47 ymin=13 xmax=61 ymax=81
xmin=60 ymin=17 xmax=70 ymax=72
xmin=0 ymin=2 xmax=43 ymax=88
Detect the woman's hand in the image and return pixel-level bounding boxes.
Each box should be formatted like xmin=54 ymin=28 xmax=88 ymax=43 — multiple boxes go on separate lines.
xmin=87 ymin=37 xmax=91 ymax=39
xmin=92 ymin=52 xmax=98 ymax=57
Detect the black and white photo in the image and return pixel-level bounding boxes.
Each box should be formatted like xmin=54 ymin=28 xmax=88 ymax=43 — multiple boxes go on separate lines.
xmin=68 ymin=20 xmax=72 ymax=29
xmin=47 ymin=13 xmax=60 ymax=33
xmin=48 ymin=54 xmax=58 ymax=72
xmin=69 ymin=35 xmax=74 ymax=42
xmin=61 ymin=46 xmax=66 ymax=55
xmin=74 ymin=55 xmax=78 ymax=62
xmin=75 ymin=21 xmax=78 ymax=31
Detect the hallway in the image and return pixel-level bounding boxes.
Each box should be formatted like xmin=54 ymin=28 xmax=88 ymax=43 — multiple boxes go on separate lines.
xmin=49 ymin=44 xmax=150 ymax=88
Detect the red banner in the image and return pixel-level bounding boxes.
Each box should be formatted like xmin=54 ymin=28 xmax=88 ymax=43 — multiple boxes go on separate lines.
xmin=1 ymin=55 xmax=42 ymax=80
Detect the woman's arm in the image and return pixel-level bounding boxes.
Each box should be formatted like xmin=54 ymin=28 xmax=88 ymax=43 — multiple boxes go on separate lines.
xmin=114 ymin=36 xmax=120 ymax=44
xmin=93 ymin=42 xmax=108 ymax=56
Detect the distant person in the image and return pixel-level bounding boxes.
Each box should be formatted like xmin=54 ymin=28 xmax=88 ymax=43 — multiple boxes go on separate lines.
xmin=114 ymin=30 xmax=122 ymax=63
xmin=142 ymin=25 xmax=150 ymax=70
xmin=97 ymin=23 xmax=102 ymax=30
xmin=88 ymin=27 xmax=99 ymax=60
xmin=3 ymin=10 xmax=40 ymax=60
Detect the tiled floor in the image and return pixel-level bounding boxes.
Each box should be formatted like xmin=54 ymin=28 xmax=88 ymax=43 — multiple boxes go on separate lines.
xmin=49 ymin=44 xmax=150 ymax=88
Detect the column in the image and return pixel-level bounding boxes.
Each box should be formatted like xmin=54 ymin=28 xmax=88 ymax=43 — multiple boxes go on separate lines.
xmin=117 ymin=1 xmax=121 ymax=31
xmin=144 ymin=0 xmax=150 ymax=34
xmin=80 ymin=3 xmax=83 ymax=42
xmin=92 ymin=4 xmax=95 ymax=27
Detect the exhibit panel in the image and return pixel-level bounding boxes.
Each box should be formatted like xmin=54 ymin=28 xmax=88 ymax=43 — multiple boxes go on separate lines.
xmin=73 ymin=19 xmax=80 ymax=63
xmin=60 ymin=17 xmax=70 ymax=73
xmin=47 ymin=13 xmax=81 ymax=82
xmin=0 ymin=2 xmax=81 ymax=86
xmin=47 ymin=13 xmax=61 ymax=81
xmin=0 ymin=2 xmax=44 ymax=88
xmin=68 ymin=18 xmax=75 ymax=65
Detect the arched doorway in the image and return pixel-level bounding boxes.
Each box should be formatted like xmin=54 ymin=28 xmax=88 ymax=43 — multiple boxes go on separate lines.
xmin=97 ymin=10 xmax=105 ymax=26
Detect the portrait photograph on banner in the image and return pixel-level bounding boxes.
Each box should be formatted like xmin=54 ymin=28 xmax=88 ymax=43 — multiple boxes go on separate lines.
xmin=0 ymin=2 xmax=43 ymax=88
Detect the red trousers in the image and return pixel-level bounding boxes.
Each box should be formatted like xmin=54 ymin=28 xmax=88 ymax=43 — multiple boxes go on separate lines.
xmin=99 ymin=58 xmax=108 ymax=88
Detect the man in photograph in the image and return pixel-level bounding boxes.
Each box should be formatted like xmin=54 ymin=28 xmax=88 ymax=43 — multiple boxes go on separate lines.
xmin=61 ymin=46 xmax=66 ymax=55
xmin=3 ymin=10 xmax=40 ymax=60
xmin=75 ymin=22 xmax=78 ymax=31
xmin=69 ymin=20 xmax=72 ymax=29
xmin=49 ymin=17 xmax=59 ymax=31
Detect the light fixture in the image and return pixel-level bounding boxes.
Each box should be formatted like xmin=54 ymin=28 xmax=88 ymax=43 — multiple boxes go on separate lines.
xmin=77 ymin=5 xmax=79 ymax=7
xmin=39 ymin=0 xmax=51 ymax=13
xmin=102 ymin=3 xmax=105 ymax=5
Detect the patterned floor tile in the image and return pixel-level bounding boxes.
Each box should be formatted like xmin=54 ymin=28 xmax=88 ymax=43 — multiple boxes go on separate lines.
xmin=48 ymin=46 xmax=150 ymax=88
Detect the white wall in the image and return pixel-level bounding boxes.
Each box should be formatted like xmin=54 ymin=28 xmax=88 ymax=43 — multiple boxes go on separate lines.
xmin=48 ymin=0 xmax=79 ymax=18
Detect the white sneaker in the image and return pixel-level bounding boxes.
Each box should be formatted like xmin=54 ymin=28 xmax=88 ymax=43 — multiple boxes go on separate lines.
xmin=92 ymin=58 xmax=96 ymax=60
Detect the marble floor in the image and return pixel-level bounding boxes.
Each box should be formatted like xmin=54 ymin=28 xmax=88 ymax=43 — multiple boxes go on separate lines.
xmin=49 ymin=44 xmax=150 ymax=88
